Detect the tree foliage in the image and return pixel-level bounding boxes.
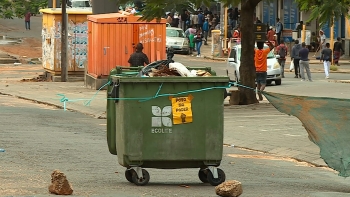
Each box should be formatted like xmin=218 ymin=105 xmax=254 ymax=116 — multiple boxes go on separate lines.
xmin=120 ymin=0 xmax=350 ymax=104
xmin=0 ymin=0 xmax=47 ymax=19
xmin=119 ymin=0 xmax=240 ymax=21
xmin=296 ymin=0 xmax=350 ymax=27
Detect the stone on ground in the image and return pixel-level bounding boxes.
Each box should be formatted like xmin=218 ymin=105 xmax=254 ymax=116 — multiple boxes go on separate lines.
xmin=215 ymin=180 xmax=243 ymax=197
xmin=48 ymin=170 xmax=74 ymax=195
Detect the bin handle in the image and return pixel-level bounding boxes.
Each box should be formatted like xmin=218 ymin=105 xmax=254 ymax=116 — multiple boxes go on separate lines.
xmin=108 ymin=81 xmax=120 ymax=103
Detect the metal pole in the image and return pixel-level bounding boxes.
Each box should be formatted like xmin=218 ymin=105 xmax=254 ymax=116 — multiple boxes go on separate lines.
xmin=61 ymin=0 xmax=68 ymax=82
xmin=330 ymin=23 xmax=334 ymax=65
xmin=224 ymin=7 xmax=228 ymax=52
xmin=301 ymin=24 xmax=305 ymax=43
xmin=219 ymin=3 xmax=225 ymax=57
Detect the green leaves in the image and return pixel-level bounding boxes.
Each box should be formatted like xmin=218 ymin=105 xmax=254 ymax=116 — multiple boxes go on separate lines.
xmin=0 ymin=0 xmax=47 ymax=19
xmin=295 ymin=0 xmax=350 ymax=27
xmin=122 ymin=0 xmax=241 ymax=21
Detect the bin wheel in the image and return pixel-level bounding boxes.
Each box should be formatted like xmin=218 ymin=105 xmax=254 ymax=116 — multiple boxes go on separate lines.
xmin=207 ymin=168 xmax=226 ymax=186
xmin=132 ymin=169 xmax=150 ymax=186
xmin=198 ymin=169 xmax=208 ymax=183
xmin=125 ymin=169 xmax=134 ymax=183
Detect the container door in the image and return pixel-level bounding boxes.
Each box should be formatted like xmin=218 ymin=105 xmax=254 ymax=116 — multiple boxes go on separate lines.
xmin=134 ymin=24 xmax=166 ymax=63
xmin=101 ymin=24 xmax=134 ymax=76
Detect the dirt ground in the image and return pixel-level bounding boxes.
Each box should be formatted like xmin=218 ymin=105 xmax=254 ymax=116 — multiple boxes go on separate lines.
xmin=0 ymin=22 xmax=19 ymax=32
xmin=0 ymin=37 xmax=42 ymax=58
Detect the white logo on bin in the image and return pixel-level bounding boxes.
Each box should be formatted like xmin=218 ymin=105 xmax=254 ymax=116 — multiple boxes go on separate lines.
xmin=151 ymin=106 xmax=173 ymax=134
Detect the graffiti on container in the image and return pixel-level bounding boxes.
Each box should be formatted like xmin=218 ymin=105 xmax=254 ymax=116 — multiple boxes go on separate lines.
xmin=139 ymin=25 xmax=162 ymax=44
xmin=41 ymin=24 xmax=57 ymax=70
xmin=71 ymin=21 xmax=88 ymax=68
xmin=43 ymin=21 xmax=88 ymax=69
xmin=116 ymin=17 xmax=127 ymax=23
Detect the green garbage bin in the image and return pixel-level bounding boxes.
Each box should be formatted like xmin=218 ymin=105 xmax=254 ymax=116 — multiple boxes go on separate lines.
xmin=107 ymin=66 xmax=143 ymax=156
xmin=107 ymin=67 xmax=229 ymax=186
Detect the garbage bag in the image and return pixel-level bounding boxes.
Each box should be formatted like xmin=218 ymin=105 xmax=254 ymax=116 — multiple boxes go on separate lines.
xmin=137 ymin=60 xmax=170 ymax=76
xmin=138 ymin=47 xmax=176 ymax=76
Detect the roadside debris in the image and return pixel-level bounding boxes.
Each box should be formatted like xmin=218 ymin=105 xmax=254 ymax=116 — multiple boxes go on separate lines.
xmin=48 ymin=170 xmax=73 ymax=195
xmin=0 ymin=148 xmax=5 ymax=152
xmin=139 ymin=48 xmax=212 ymax=77
xmin=215 ymin=180 xmax=243 ymax=197
xmin=20 ymin=75 xmax=46 ymax=82
xmin=146 ymin=63 xmax=212 ymax=77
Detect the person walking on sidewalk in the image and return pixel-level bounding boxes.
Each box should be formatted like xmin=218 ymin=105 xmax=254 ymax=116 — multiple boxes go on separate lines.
xmin=319 ymin=30 xmax=326 ymax=57
xmin=25 ymin=10 xmax=31 ymax=30
xmin=321 ymin=43 xmax=332 ymax=79
xmin=267 ymin=26 xmax=276 ymax=45
xmin=275 ymin=18 xmax=283 ymax=45
xmin=192 ymin=11 xmax=199 ymax=29
xmin=299 ymin=42 xmax=312 ymax=82
xmin=197 ymin=11 xmax=204 ymax=30
xmin=333 ymin=37 xmax=345 ymax=66
xmin=202 ymin=18 xmax=209 ymax=45
xmin=255 ymin=41 xmax=275 ymax=101
xmin=291 ymin=40 xmax=302 ymax=78
xmin=275 ymin=40 xmax=288 ymax=78
xmin=194 ymin=29 xmax=204 ymax=57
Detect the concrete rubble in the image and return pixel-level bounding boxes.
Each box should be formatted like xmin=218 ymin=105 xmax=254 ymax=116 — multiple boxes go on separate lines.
xmin=215 ymin=180 xmax=243 ymax=197
xmin=48 ymin=170 xmax=74 ymax=195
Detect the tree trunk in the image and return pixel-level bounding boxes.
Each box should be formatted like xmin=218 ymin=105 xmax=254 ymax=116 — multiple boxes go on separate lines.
xmin=238 ymin=0 xmax=261 ymax=105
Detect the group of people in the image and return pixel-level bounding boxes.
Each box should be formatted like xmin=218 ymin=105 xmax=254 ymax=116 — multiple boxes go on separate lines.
xmin=255 ymin=29 xmax=345 ymax=101
xmin=167 ymin=8 xmax=219 ymax=32
xmin=254 ymin=39 xmax=311 ymax=101
xmin=263 ymin=18 xmax=284 ymax=46
xmin=184 ymin=24 xmax=207 ymax=57
xmin=288 ymin=39 xmax=344 ymax=80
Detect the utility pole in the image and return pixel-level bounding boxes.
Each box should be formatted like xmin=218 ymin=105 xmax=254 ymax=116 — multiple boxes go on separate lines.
xmin=61 ymin=0 xmax=68 ymax=82
xmin=219 ymin=2 xmax=225 ymax=57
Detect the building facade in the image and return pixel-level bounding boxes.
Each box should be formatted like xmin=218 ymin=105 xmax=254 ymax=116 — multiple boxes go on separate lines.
xmin=255 ymin=0 xmax=348 ymax=39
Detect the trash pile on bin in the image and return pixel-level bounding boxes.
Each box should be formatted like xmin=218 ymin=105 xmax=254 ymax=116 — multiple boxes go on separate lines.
xmin=137 ymin=47 xmax=212 ymax=78
xmin=146 ymin=63 xmax=212 ymax=77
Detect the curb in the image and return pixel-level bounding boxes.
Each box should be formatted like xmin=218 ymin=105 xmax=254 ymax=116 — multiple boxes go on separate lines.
xmin=0 ymin=91 xmax=107 ymax=119
xmin=203 ymin=56 xmax=227 ymax=61
xmin=332 ymin=80 xmax=350 ymax=83
xmin=225 ymin=145 xmax=328 ymax=168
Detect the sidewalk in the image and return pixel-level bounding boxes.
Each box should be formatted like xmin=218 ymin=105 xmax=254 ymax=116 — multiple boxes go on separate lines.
xmin=0 ymin=64 xmax=329 ymax=168
xmin=199 ymin=38 xmax=350 ymax=73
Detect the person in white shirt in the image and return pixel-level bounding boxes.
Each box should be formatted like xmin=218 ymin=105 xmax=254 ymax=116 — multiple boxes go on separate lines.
xmin=319 ymin=30 xmax=326 ymax=56
xmin=192 ymin=12 xmax=198 ymax=28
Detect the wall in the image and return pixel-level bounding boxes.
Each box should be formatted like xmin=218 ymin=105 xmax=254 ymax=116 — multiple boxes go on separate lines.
xmin=262 ymin=0 xmax=277 ymax=26
xmin=42 ymin=14 xmax=88 ymax=72
xmin=300 ymin=12 xmax=317 ymax=33
xmin=282 ymin=0 xmax=299 ymax=29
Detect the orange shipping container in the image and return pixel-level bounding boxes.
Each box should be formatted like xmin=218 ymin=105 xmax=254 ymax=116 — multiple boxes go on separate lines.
xmin=87 ymin=13 xmax=167 ymax=78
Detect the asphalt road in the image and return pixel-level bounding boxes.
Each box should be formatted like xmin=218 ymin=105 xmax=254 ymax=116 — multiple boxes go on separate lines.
xmin=2 ymin=95 xmax=350 ymax=197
